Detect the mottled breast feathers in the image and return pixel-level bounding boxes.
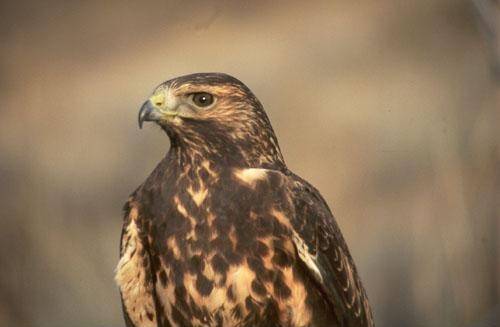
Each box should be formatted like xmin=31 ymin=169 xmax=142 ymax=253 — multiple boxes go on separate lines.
xmin=117 ymin=72 xmax=373 ymax=327
xmin=116 ymin=166 xmax=373 ymax=327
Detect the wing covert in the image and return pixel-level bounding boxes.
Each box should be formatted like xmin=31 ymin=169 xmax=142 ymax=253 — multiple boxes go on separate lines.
xmin=286 ymin=173 xmax=374 ymax=327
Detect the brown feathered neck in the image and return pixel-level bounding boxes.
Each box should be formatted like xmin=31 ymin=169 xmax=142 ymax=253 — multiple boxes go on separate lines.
xmin=161 ymin=103 xmax=286 ymax=172
xmin=144 ymin=72 xmax=287 ymax=174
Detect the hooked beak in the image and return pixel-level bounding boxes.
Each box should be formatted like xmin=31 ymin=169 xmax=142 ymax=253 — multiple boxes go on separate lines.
xmin=138 ymin=91 xmax=187 ymax=128
xmin=138 ymin=100 xmax=163 ymax=129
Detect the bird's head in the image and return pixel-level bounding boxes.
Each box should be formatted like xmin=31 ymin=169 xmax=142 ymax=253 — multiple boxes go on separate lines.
xmin=138 ymin=73 xmax=285 ymax=169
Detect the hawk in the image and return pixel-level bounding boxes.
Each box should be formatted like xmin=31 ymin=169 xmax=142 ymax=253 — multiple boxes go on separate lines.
xmin=116 ymin=73 xmax=374 ymax=327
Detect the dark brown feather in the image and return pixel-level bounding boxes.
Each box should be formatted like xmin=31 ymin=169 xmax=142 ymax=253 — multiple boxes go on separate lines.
xmin=116 ymin=73 xmax=374 ymax=327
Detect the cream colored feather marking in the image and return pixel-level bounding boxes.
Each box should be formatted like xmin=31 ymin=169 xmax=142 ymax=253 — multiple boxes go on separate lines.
xmin=201 ymin=160 xmax=218 ymax=178
xmin=156 ymin=261 xmax=263 ymax=327
xmin=115 ymin=206 xmax=157 ymax=327
xmin=155 ymin=265 xmax=179 ymax=327
xmin=187 ymin=184 xmax=208 ymax=206
xmin=270 ymin=208 xmax=293 ymax=230
xmin=233 ymin=168 xmax=267 ymax=187
xmin=278 ymin=266 xmax=312 ymax=327
xmin=292 ymin=231 xmax=323 ymax=283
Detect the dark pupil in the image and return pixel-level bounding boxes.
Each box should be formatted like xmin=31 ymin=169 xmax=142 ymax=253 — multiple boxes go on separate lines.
xmin=194 ymin=93 xmax=213 ymax=106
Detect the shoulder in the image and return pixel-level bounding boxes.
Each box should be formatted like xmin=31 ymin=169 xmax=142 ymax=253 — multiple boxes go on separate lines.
xmin=231 ymin=167 xmax=288 ymax=187
xmin=230 ymin=168 xmax=325 ymax=197
xmin=229 ymin=167 xmax=328 ymax=212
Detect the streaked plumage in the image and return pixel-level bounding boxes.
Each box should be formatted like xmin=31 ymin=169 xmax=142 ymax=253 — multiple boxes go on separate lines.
xmin=116 ymin=73 xmax=374 ymax=327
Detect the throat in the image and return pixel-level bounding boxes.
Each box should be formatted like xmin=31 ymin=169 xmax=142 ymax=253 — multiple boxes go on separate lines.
xmin=165 ymin=128 xmax=286 ymax=171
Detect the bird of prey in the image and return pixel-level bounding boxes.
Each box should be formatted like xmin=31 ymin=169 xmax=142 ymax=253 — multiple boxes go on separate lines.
xmin=116 ymin=73 xmax=374 ymax=327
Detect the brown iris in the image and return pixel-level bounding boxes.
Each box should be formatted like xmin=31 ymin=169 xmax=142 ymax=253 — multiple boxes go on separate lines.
xmin=192 ymin=93 xmax=214 ymax=107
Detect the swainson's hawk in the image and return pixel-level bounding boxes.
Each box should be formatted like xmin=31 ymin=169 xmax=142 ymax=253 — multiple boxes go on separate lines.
xmin=116 ymin=73 xmax=374 ymax=327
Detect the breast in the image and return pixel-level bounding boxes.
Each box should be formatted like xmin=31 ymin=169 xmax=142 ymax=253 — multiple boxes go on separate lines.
xmin=154 ymin=256 xmax=259 ymax=326
xmin=153 ymin=232 xmax=313 ymax=327
xmin=118 ymin=168 xmax=314 ymax=326
xmin=115 ymin=205 xmax=158 ymax=327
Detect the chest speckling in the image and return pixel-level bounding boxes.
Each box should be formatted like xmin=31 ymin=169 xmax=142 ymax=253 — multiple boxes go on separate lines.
xmin=115 ymin=205 xmax=158 ymax=327
xmin=119 ymin=167 xmax=313 ymax=327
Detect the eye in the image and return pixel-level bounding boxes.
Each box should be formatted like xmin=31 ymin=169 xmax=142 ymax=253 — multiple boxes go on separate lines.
xmin=191 ymin=93 xmax=214 ymax=107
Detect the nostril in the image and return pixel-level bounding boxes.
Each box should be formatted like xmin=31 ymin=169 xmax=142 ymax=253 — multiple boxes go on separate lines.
xmin=155 ymin=102 xmax=163 ymax=107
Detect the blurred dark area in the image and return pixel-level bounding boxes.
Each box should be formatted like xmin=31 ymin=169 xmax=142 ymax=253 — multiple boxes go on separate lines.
xmin=0 ymin=1 xmax=498 ymax=326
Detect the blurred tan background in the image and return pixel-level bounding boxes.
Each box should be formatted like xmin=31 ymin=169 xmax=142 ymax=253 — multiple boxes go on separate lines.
xmin=0 ymin=1 xmax=498 ymax=326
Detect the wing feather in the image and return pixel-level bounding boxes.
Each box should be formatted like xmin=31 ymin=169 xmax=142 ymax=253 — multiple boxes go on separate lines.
xmin=286 ymin=173 xmax=374 ymax=327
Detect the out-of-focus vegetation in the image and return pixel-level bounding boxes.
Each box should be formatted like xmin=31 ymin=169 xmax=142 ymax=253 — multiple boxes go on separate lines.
xmin=0 ymin=1 xmax=498 ymax=326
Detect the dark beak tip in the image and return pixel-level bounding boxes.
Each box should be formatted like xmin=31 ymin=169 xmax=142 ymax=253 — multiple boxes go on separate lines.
xmin=138 ymin=101 xmax=152 ymax=129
